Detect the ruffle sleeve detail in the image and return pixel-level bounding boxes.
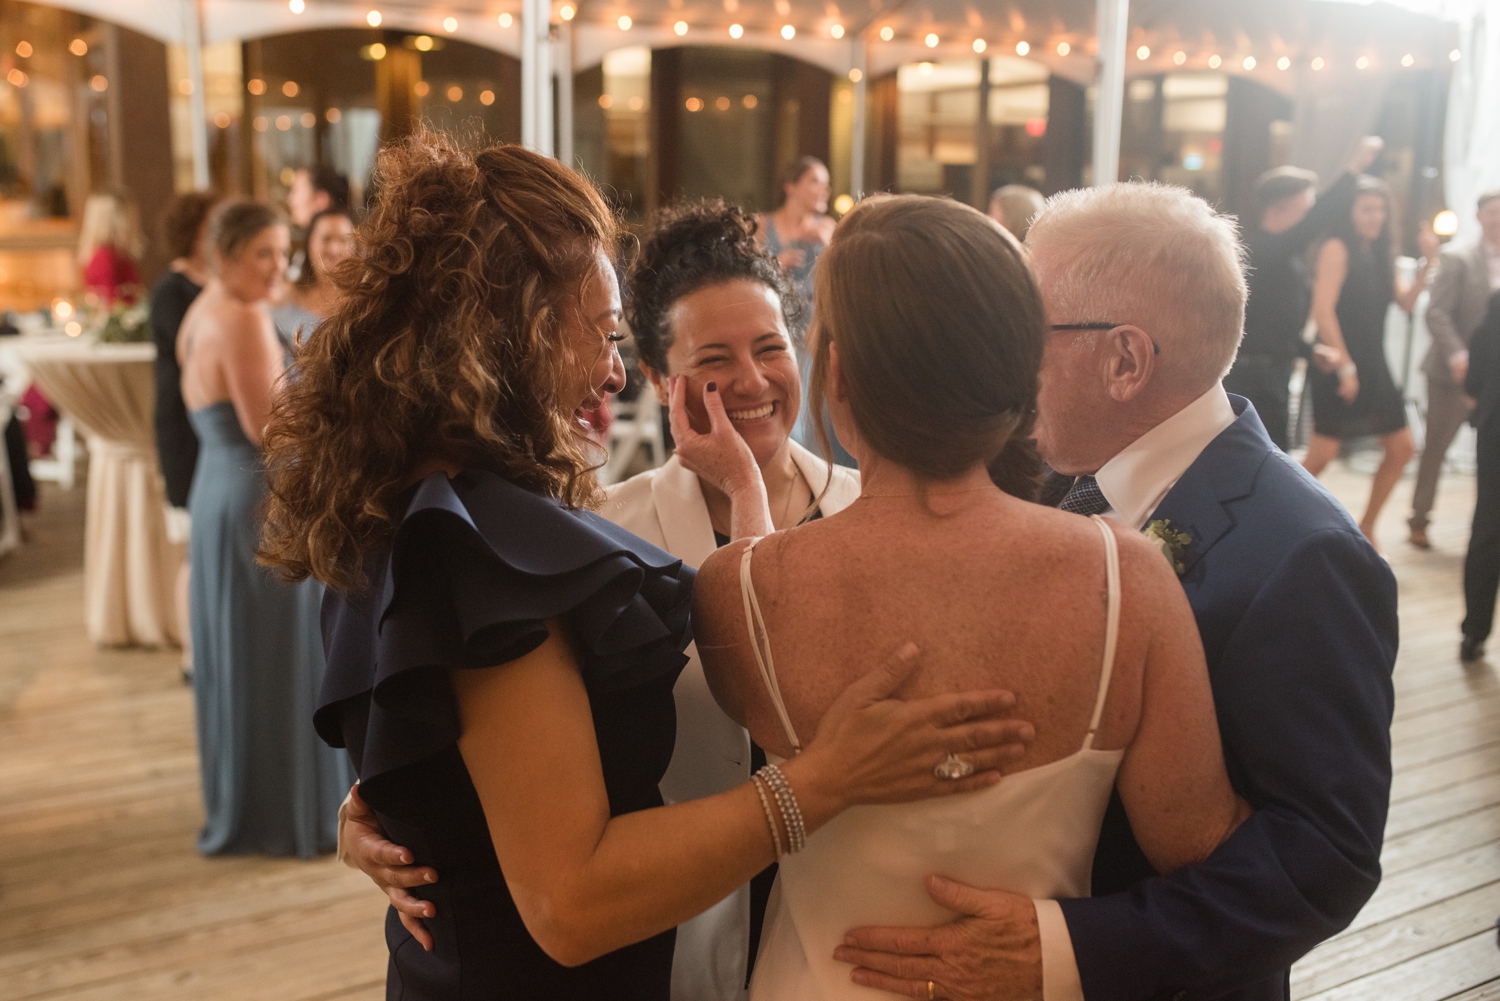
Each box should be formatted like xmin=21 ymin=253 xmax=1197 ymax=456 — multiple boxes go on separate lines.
xmin=315 ymin=470 xmax=694 ymax=796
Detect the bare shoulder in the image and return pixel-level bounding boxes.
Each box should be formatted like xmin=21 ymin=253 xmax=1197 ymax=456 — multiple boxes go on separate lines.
xmin=693 ymin=538 xmax=752 ymax=643
xmin=1100 ymin=517 xmax=1188 ymax=606
xmin=1319 ymin=237 xmax=1349 ymax=268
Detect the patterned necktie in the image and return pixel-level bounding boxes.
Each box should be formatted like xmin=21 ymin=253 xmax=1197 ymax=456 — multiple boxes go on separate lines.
xmin=1060 ymin=474 xmax=1111 ymax=516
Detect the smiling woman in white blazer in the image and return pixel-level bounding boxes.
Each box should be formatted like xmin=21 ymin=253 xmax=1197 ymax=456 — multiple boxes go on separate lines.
xmin=605 ymin=202 xmax=858 ymax=1000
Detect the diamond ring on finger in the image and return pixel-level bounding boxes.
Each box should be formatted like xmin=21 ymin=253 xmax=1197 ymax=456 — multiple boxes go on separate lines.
xmin=933 ymin=752 xmax=974 ymax=780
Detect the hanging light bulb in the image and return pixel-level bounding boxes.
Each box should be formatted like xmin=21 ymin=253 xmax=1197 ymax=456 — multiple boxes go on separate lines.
xmin=879 ymin=26 xmax=894 ymax=41
xmin=972 ymin=39 xmax=986 ymax=53
xmin=1056 ymin=41 xmax=1070 ymax=56
xmin=674 ymin=20 xmax=687 ymax=34
xmin=830 ymin=24 xmax=844 ymax=38
xmin=924 ymin=32 xmax=939 ymax=48
xmin=366 ymin=9 xmax=382 ymax=26
xmin=781 ymin=24 xmax=795 ymax=39
xmin=1015 ymin=40 xmax=1029 ymax=55
xmin=729 ymin=23 xmax=743 ymax=38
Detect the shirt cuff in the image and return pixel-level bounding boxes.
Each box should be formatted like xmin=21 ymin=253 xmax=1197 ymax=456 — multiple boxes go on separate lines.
xmin=1034 ymin=898 xmax=1085 ymax=1001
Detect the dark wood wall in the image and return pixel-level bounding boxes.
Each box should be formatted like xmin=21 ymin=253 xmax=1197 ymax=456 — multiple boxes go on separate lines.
xmin=109 ymin=25 xmax=174 ymax=285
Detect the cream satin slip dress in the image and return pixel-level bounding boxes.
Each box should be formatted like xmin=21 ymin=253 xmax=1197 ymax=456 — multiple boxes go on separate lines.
xmin=741 ymin=515 xmax=1128 ymax=1000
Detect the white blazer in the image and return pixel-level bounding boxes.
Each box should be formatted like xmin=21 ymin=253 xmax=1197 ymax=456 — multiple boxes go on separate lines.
xmin=602 ymin=442 xmax=860 ymax=1001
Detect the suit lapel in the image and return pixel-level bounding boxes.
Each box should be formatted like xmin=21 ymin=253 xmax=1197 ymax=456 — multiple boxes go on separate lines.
xmin=1147 ymin=398 xmax=1273 ymax=576
xmin=650 ymin=456 xmax=719 ymax=570
xmin=789 ymin=441 xmax=861 ymax=515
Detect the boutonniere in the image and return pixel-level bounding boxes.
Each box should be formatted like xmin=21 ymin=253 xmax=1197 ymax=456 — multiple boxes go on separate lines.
xmin=1143 ymin=519 xmax=1192 ymax=576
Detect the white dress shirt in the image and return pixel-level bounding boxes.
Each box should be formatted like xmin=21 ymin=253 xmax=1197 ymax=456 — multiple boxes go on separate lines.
xmin=1035 ymin=382 xmax=1238 ymax=1001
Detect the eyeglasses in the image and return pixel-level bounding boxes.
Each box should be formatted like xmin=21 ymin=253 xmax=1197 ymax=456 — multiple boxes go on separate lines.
xmin=1048 ymin=322 xmax=1160 ymax=355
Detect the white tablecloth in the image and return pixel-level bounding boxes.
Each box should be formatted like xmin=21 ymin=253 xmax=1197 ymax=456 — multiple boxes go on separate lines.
xmin=8 ymin=337 xmax=183 ymax=647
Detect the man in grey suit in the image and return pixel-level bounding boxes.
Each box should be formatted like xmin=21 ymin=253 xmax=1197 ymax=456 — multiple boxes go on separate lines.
xmin=1409 ymin=190 xmax=1500 ymax=548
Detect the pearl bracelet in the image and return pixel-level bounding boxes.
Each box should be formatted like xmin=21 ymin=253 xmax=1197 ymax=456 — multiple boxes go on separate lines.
xmin=750 ymin=774 xmax=784 ymax=857
xmin=756 ymin=763 xmax=807 ymax=855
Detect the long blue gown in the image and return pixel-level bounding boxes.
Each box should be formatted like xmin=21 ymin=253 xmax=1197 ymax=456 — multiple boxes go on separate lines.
xmin=187 ymin=399 xmax=352 ymax=857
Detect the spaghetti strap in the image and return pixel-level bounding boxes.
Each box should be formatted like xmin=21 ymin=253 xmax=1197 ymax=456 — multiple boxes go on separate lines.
xmin=740 ymin=539 xmax=802 ymax=753
xmin=1082 ymin=515 xmax=1122 ymax=751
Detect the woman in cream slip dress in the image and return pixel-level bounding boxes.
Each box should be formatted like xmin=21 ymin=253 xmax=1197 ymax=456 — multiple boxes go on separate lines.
xmin=745 ymin=517 xmax=1125 ymax=1000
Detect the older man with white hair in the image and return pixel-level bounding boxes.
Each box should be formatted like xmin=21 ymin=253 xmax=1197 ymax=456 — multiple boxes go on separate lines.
xmin=838 ymin=183 xmax=1399 ymax=1001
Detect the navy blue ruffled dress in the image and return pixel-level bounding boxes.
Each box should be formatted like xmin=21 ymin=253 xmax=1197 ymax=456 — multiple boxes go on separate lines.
xmin=316 ymin=470 xmax=694 ymax=1000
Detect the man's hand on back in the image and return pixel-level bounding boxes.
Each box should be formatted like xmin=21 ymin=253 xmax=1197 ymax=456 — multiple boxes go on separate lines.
xmin=834 ymin=876 xmax=1044 ymax=1000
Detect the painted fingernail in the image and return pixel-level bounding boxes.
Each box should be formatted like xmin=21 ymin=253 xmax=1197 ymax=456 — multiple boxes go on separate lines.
xmin=425 ymin=872 xmax=436 ymax=883
xmin=706 ymin=381 xmax=717 ymax=392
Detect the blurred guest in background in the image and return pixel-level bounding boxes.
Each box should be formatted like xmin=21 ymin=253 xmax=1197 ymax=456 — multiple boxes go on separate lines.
xmin=1303 ymin=177 xmax=1436 ymax=550
xmin=1227 ymin=138 xmax=1382 ymax=450
xmin=758 ymin=157 xmax=834 ymax=306
xmin=19 ymin=188 xmax=148 ymax=464
xmin=178 ymin=201 xmax=349 ymax=857
xmin=79 ymin=189 xmax=145 ymax=304
xmin=285 ymin=165 xmax=351 ymax=283
xmin=151 ymin=190 xmax=219 ymax=679
xmin=1408 ymin=190 xmax=1500 ymax=549
xmin=1459 ymin=289 xmax=1500 ymax=662
xmin=273 ymin=207 xmax=356 ymax=348
xmin=759 ymin=158 xmax=852 ymax=467
xmin=988 ymin=184 xmax=1046 ymax=241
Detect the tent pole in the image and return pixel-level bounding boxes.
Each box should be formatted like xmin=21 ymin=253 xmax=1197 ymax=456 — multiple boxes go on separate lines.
xmin=555 ymin=22 xmax=573 ymax=167
xmin=1092 ymin=0 xmax=1128 ymax=186
xmin=521 ymin=0 xmax=536 ymax=148
xmin=182 ymin=0 xmax=209 ymax=188
xmin=849 ymin=36 xmax=867 ymax=198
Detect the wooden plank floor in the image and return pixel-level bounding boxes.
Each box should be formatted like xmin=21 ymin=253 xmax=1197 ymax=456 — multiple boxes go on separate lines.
xmin=1 ymin=459 xmax=1496 ymax=1000
xmin=1292 ymin=458 xmax=1500 ymax=1001
xmin=0 ymin=484 xmax=387 ymax=1001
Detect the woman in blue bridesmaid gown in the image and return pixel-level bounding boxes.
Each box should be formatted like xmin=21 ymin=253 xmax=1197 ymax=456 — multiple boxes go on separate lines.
xmin=178 ymin=200 xmax=351 ymax=857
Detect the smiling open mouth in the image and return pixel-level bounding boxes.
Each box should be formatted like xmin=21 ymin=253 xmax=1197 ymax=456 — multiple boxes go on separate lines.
xmin=727 ymin=403 xmax=776 ymax=422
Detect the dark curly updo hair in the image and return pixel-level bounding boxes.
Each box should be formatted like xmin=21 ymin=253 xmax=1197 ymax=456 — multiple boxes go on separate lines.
xmin=626 ymin=200 xmax=804 ymax=374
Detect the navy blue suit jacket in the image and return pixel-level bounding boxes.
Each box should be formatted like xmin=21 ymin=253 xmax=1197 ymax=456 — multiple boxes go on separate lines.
xmin=1058 ymin=398 xmax=1398 ymax=1001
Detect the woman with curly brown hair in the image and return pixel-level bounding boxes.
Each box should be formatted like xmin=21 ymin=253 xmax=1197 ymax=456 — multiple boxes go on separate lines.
xmin=259 ymin=131 xmax=1030 ymax=999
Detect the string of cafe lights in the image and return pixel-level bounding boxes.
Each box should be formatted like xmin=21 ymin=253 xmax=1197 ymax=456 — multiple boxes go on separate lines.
xmin=0 ymin=35 xmax=109 ymax=93
xmin=281 ymin=1 xmax=1462 ymax=72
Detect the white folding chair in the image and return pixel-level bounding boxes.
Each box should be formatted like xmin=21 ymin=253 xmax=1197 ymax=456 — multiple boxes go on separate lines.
xmin=600 ymin=397 xmax=667 ymax=485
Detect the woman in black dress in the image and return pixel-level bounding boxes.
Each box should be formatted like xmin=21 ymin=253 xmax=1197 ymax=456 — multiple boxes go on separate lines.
xmin=1304 ymin=176 xmax=1435 ymax=549
xmin=150 ymin=190 xmax=218 ymax=673
xmin=257 ymin=131 xmax=1029 ymax=1000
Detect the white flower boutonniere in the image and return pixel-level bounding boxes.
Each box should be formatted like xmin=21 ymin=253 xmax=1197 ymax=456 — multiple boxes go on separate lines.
xmin=1143 ymin=519 xmax=1192 ymax=576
